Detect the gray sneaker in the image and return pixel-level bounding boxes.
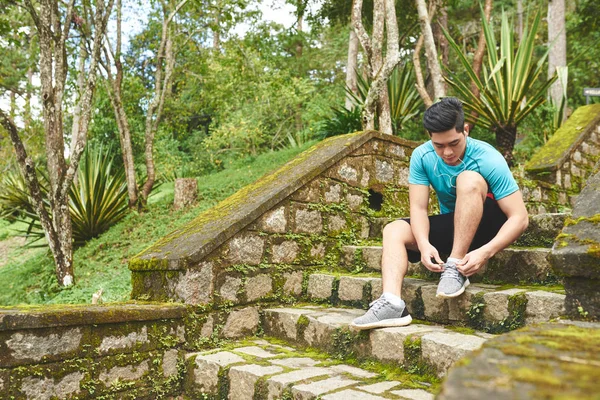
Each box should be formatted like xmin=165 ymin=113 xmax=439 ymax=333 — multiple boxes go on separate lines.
xmin=350 ymin=296 xmax=412 ymax=330
xmin=436 ymin=262 xmax=469 ymax=298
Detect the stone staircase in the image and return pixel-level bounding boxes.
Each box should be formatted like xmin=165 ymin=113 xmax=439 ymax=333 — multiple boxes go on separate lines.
xmin=185 ymin=337 xmax=437 ymax=400
xmin=181 ymin=212 xmax=573 ymax=399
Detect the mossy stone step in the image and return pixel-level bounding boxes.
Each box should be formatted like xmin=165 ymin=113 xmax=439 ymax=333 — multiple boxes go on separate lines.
xmin=262 ymin=306 xmax=491 ymax=378
xmin=306 ymin=273 xmax=565 ymax=332
xmin=184 ymin=338 xmax=435 ymax=399
xmin=340 ymin=245 xmax=557 ymax=284
xmin=437 ymin=320 xmax=600 ymax=399
xmin=368 ymin=213 xmax=568 ymax=248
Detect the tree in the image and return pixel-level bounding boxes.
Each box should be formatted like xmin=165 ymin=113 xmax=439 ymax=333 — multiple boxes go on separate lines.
xmin=548 ymin=0 xmax=567 ymax=121
xmin=0 ymin=0 xmax=113 ymax=287
xmin=352 ymin=0 xmax=402 ymax=133
xmin=414 ymin=0 xmax=445 ymax=106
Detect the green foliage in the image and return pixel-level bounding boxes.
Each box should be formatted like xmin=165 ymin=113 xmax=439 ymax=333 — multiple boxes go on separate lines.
xmin=443 ymin=5 xmax=556 ymax=158
xmin=318 ymin=106 xmax=363 ymax=138
xmin=0 ymin=142 xmax=314 ymax=305
xmin=0 ymin=146 xmax=128 ymax=247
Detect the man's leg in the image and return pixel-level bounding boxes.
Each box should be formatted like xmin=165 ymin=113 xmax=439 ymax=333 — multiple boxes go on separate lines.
xmin=351 ymin=220 xmax=415 ymax=329
xmin=449 ymin=171 xmax=488 ymax=259
xmin=381 ymin=220 xmax=417 ymax=297
xmin=437 ymin=170 xmax=487 ymax=298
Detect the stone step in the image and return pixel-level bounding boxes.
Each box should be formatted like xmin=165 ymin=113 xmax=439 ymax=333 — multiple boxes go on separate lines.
xmin=306 ymin=273 xmax=565 ymax=331
xmin=184 ymin=337 xmax=435 ymax=400
xmin=340 ymin=245 xmax=557 ymax=284
xmin=368 ymin=213 xmax=568 ymax=248
xmin=262 ymin=306 xmax=492 ymax=378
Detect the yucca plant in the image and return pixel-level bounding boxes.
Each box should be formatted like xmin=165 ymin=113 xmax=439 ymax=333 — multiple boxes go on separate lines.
xmin=346 ymin=62 xmax=423 ymax=135
xmin=442 ymin=5 xmax=556 ymax=165
xmin=0 ymin=146 xmax=128 ymax=247
xmin=318 ymin=106 xmax=363 ymax=139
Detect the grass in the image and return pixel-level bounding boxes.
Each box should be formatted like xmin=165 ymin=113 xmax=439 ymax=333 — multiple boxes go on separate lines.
xmin=0 ymin=142 xmax=317 ymax=306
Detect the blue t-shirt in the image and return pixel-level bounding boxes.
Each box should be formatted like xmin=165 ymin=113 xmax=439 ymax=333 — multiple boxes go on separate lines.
xmin=408 ymin=137 xmax=519 ymax=214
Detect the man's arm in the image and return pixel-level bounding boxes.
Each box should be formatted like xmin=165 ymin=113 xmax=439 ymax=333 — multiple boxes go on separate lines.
xmin=457 ymin=190 xmax=529 ymax=276
xmin=409 ymin=184 xmax=444 ymax=272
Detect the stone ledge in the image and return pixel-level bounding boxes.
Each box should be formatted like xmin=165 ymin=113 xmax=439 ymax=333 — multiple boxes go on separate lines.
xmin=131 ymin=131 xmax=418 ymax=271
xmin=0 ymin=302 xmax=187 ymax=331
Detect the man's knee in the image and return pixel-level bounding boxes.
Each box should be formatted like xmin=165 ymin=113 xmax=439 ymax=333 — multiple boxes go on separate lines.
xmin=456 ymin=171 xmax=487 ymax=200
xmin=383 ymin=220 xmax=413 ymax=243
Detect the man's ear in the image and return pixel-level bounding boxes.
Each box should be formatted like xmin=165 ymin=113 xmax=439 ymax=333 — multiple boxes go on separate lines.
xmin=463 ymin=124 xmax=470 ymax=137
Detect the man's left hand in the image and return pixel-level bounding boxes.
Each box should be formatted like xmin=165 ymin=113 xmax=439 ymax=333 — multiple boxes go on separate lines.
xmin=456 ymin=248 xmax=491 ymax=277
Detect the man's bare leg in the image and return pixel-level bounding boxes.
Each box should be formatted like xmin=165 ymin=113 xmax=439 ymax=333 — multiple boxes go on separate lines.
xmin=449 ymin=171 xmax=488 ymax=259
xmin=437 ymin=171 xmax=487 ymax=298
xmin=381 ymin=220 xmax=417 ymax=297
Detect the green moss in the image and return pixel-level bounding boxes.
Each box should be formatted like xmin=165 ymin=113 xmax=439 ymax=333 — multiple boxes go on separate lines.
xmin=526 ymin=104 xmax=600 ymax=172
xmin=296 ymin=315 xmax=310 ymax=340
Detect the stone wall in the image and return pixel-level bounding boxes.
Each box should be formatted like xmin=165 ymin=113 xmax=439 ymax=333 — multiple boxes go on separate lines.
xmin=129 ymin=131 xmax=422 ymax=307
xmin=0 ymin=303 xmax=187 ymax=399
xmin=522 ymin=104 xmax=600 ymax=213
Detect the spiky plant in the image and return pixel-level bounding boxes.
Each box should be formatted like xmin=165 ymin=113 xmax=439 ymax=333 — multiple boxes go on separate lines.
xmin=443 ymin=5 xmax=556 ymax=165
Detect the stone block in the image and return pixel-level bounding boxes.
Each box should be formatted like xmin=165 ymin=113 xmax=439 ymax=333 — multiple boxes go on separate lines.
xmin=476 ymin=248 xmax=553 ymax=284
xmin=272 ymin=240 xmax=300 ymax=264
xmin=515 ymin=213 xmax=568 ymax=248
xmin=368 ymin=217 xmax=391 ymax=239
xmin=233 ymin=346 xmax=277 ymax=359
xmin=98 ymin=359 xmax=150 ymax=390
xmin=1 ymin=326 xmax=85 ymax=367
xmin=307 ymin=274 xmax=335 ymax=300
xmin=369 ymin=325 xmax=443 ymax=363
xmin=293 ymin=206 xmax=323 ymax=234
xmin=169 ymin=262 xmax=214 ymax=304
xmin=292 ymin=376 xmax=358 ymax=400
xmin=370 ymin=279 xmax=383 ymax=300
xmin=219 ymin=276 xmax=242 ymax=302
xmin=228 ymin=364 xmax=283 ymax=400
xmin=324 ymin=183 xmax=343 ymax=203
xmin=262 ymin=308 xmax=313 ymax=341
xmin=95 ymin=323 xmax=150 ymax=356
xmin=421 ymin=332 xmax=487 ymax=376
xmin=328 ymin=364 xmax=377 ymax=378
xmin=323 ymin=389 xmax=388 ymax=400
xmin=309 ymin=242 xmax=326 ymax=262
xmin=355 ymin=215 xmax=371 ymax=239
xmin=162 ymin=349 xmax=179 ymax=378
xmin=303 ymin=309 xmax=364 ymax=348
xmin=227 ymin=234 xmax=265 ymax=265
xmin=338 ymin=276 xmax=371 ymax=302
xmin=189 ymin=351 xmax=245 ymax=394
xmin=326 ymin=213 xmax=348 ymax=234
xmin=397 ymin=165 xmax=410 ymax=186
xmin=282 ymin=271 xmax=303 ymax=296
xmin=375 ymin=158 xmax=394 ymax=183
xmin=245 ymin=274 xmax=273 ymax=302
xmin=421 ymin=285 xmax=449 ymax=322
xmin=482 ymin=289 xmax=526 ymax=323
xmin=269 ymin=357 xmax=319 ymax=369
xmin=223 ymin=307 xmax=260 ymax=339
xmin=402 ymin=278 xmax=429 ymax=318
xmin=260 ymin=206 xmax=288 ymax=233
xmin=330 ymin=160 xmax=360 ymax=186
xmin=346 ymin=191 xmax=364 ymax=212
xmin=291 ymin=179 xmax=322 ymax=203
xmin=525 ymin=291 xmax=566 ymax=324
xmin=341 ymin=246 xmax=382 ymax=271
xmin=266 ymin=367 xmax=331 ymax=400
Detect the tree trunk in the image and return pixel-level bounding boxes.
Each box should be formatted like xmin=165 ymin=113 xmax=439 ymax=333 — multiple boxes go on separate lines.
xmin=295 ymin=1 xmax=304 ymax=133
xmin=70 ymin=39 xmax=88 ymax=161
xmin=213 ymin=10 xmax=220 ymax=50
xmin=19 ymin=0 xmax=114 ymax=287
xmin=345 ymin=28 xmax=359 ymax=110
xmin=140 ymin=0 xmax=188 ymax=204
xmin=174 ymin=178 xmax=198 ymax=209
xmin=495 ymin=125 xmax=516 ymax=167
xmin=548 ymin=0 xmax=567 ymax=120
xmin=415 ymin=0 xmax=445 ymax=102
xmin=371 ymin=0 xmax=392 ymax=134
xmin=413 ymin=35 xmax=432 ymax=107
xmin=103 ymin=0 xmax=139 ymax=208
xmin=517 ymin=0 xmax=523 ymax=40
xmin=469 ymin=0 xmax=493 ymax=127
xmin=433 ymin=5 xmax=448 ymax=67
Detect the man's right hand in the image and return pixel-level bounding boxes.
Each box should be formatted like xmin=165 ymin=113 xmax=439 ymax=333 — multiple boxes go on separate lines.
xmin=419 ymin=243 xmax=444 ymax=272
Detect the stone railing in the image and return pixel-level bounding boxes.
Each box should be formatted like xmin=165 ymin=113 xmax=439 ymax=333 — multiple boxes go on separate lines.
xmin=522 ymin=104 xmax=600 ymax=213
xmin=0 ymin=303 xmax=186 ymax=399
xmin=129 ymin=131 xmax=421 ymax=306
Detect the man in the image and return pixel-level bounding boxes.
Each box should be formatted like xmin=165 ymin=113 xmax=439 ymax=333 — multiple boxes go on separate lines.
xmin=351 ymin=97 xmax=529 ymax=330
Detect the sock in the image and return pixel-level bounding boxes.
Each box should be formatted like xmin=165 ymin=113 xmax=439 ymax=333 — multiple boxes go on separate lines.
xmin=446 ymin=257 xmax=460 ymax=265
xmin=382 ymin=292 xmax=405 ymax=307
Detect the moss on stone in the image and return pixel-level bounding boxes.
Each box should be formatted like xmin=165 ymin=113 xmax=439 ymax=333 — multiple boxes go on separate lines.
xmin=526 ymin=104 xmax=600 ymax=172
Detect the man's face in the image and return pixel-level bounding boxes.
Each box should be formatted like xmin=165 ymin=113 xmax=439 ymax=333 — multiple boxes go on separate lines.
xmin=430 ymin=125 xmax=469 ymax=166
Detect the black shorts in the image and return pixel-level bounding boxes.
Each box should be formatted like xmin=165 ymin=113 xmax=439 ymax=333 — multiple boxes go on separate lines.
xmin=403 ymin=197 xmax=507 ymax=263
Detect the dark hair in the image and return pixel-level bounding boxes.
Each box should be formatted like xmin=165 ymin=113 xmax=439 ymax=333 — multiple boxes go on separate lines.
xmin=423 ymin=97 xmax=465 ymax=134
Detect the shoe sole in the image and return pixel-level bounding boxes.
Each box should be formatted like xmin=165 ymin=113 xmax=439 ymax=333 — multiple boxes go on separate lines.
xmin=349 ymin=315 xmax=413 ymax=331
xmin=436 ymin=279 xmax=470 ymax=298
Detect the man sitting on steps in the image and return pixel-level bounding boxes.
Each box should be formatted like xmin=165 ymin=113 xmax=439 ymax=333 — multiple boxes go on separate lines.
xmin=351 ymin=97 xmax=529 ymax=330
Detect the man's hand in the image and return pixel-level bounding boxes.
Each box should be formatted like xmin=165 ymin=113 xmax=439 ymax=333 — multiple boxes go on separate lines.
xmin=456 ymin=247 xmax=491 ymax=277
xmin=420 ymin=243 xmax=444 ymax=272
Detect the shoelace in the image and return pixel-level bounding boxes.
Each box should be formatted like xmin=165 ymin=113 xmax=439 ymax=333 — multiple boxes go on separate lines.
xmin=441 ymin=263 xmax=463 ymax=281
xmin=368 ymin=298 xmax=389 ymax=313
